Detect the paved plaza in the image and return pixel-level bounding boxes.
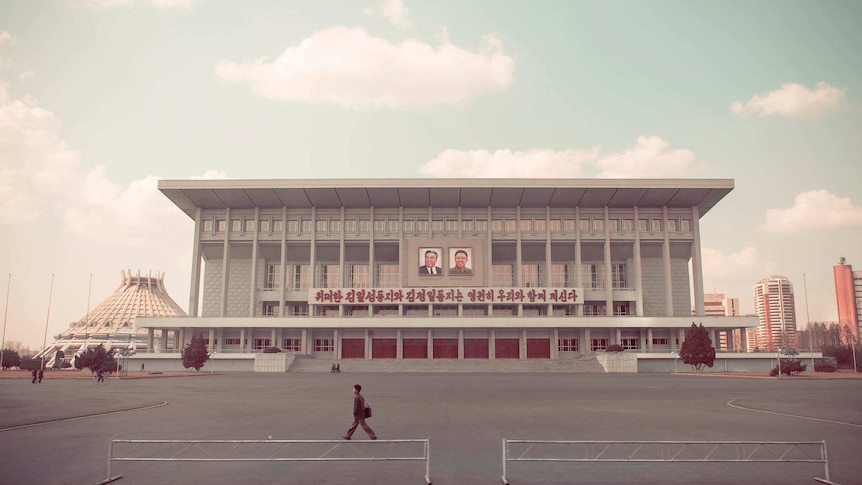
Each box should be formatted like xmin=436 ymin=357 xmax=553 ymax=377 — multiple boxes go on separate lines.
xmin=1 ymin=372 xmax=860 ymax=484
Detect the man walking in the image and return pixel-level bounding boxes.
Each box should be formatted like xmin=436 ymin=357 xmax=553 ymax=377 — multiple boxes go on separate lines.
xmin=343 ymin=384 xmax=376 ymax=440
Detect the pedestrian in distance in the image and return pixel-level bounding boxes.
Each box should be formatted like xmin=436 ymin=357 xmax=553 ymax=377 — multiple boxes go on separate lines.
xmin=96 ymin=368 xmax=105 ymax=383
xmin=141 ymin=363 xmax=145 ymax=372
xmin=343 ymin=384 xmax=376 ymax=440
xmin=37 ymin=369 xmax=44 ymax=383
xmin=31 ymin=368 xmax=37 ymax=384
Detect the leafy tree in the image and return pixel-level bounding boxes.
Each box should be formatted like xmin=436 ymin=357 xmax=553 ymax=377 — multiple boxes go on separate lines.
xmin=605 ymin=344 xmax=624 ymax=353
xmin=679 ymin=322 xmax=716 ymax=371
xmin=1 ymin=349 xmax=21 ymax=369
xmin=770 ymin=359 xmax=807 ymax=376
xmin=182 ymin=334 xmax=210 ymax=371
xmin=19 ymin=358 xmax=41 ymax=371
xmin=74 ymin=344 xmax=115 ymax=373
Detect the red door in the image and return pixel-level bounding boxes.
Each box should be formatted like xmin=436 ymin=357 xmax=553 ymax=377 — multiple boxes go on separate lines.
xmin=495 ymin=338 xmax=520 ymax=359
xmin=402 ymin=338 xmax=428 ymax=359
xmin=372 ymin=339 xmax=397 ymax=358
xmin=433 ymin=339 xmax=458 ymax=358
xmin=526 ymin=338 xmax=551 ymax=358
xmin=464 ymin=339 xmax=489 ymax=359
xmin=341 ymin=339 xmax=365 ymax=358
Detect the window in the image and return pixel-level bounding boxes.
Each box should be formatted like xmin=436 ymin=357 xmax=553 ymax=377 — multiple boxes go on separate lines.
xmin=476 ymin=220 xmax=488 ymax=232
xmin=534 ymin=220 xmax=546 ymax=233
xmin=492 ymin=219 xmax=503 ymax=232
xmin=492 ymin=264 xmax=514 ymax=286
xmin=592 ymin=219 xmax=604 ymax=232
xmin=611 ymin=264 xmax=627 ymax=289
xmin=652 ymin=338 xmax=668 ymax=346
xmin=374 ymin=219 xmax=386 ymax=233
xmin=348 ymin=264 xmax=369 ymax=288
xmin=590 ymin=338 xmax=608 ymax=351
xmin=359 ymin=219 xmax=370 ymax=233
xmin=583 ymin=303 xmax=606 ymax=316
xmin=432 ymin=219 xmax=444 ymax=232
xmin=416 ymin=220 xmax=428 ymax=233
xmin=551 ymin=264 xmax=568 ymax=287
xmin=462 ymin=219 xmax=474 ymax=233
xmin=446 ymin=219 xmax=458 ymax=232
xmin=388 ymin=219 xmax=399 ymax=233
xmin=667 ymin=219 xmax=677 ymax=232
xmin=300 ymin=219 xmax=312 ymax=233
xmin=558 ymin=338 xmax=579 ymax=352
xmin=613 ymin=302 xmax=631 ymax=316
xmin=582 ymin=264 xmax=604 ymax=289
xmin=579 ymin=219 xmax=590 ymax=232
xmin=289 ymin=304 xmax=308 ymax=316
xmin=314 ymin=339 xmax=334 ymax=352
xmin=316 ymin=220 xmax=327 ymax=233
xmin=224 ymin=338 xmax=241 ymax=345
xmin=330 ymin=220 xmax=341 ymax=233
xmin=292 ymin=264 xmax=310 ymax=290
xmin=680 ymin=219 xmax=692 ymax=232
xmin=273 ymin=220 xmax=283 ymax=233
xmin=345 ymin=220 xmax=356 ymax=234
xmin=621 ymin=338 xmax=639 ymax=350
xmin=651 ymin=219 xmax=662 ymax=233
xmin=549 ymin=219 xmax=561 ymax=233
xmin=314 ymin=306 xmax=338 ymax=317
xmin=317 ymin=264 xmax=341 ymax=288
xmin=608 ymin=219 xmax=619 ymax=232
xmin=259 ymin=219 xmax=270 ymax=233
xmin=264 ymin=264 xmax=280 ymax=290
xmin=216 ymin=220 xmax=226 ymax=232
xmin=520 ymin=219 xmax=532 ymax=233
xmin=287 ymin=219 xmax=298 ymax=234
xmin=564 ymin=219 xmax=575 ymax=233
xmin=253 ymin=338 xmax=272 ymax=350
xmin=377 ymin=264 xmax=399 ymax=288
xmin=231 ymin=219 xmax=241 ymax=232
xmin=245 ymin=219 xmax=255 ymax=232
xmin=522 ymin=264 xmax=542 ymax=287
xmin=402 ymin=220 xmax=414 ymax=233
xmin=262 ymin=303 xmax=278 ymax=317
xmin=203 ymin=219 xmax=213 ymax=233
xmin=505 ymin=219 xmax=516 ymax=233
xmin=553 ymin=305 xmax=577 ymax=316
xmin=283 ymin=338 xmax=301 ymax=351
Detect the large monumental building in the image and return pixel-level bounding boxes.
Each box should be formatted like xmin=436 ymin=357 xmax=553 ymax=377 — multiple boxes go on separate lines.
xmin=833 ymin=257 xmax=862 ymax=343
xmin=139 ymin=179 xmax=757 ymax=365
xmin=752 ymin=275 xmax=797 ymax=351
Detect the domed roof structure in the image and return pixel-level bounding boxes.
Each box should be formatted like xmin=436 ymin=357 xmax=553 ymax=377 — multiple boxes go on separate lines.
xmin=36 ymin=270 xmax=187 ymax=365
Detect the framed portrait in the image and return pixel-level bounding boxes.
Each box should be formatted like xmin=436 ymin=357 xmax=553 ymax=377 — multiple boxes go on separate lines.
xmin=448 ymin=248 xmax=473 ymax=275
xmin=419 ymin=247 xmax=443 ymax=276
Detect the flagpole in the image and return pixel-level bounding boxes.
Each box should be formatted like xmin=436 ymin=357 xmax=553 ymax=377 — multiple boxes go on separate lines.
xmin=41 ymin=274 xmax=55 ymax=371
xmin=0 ymin=274 xmax=10 ymax=372
xmin=803 ymin=273 xmax=814 ymax=371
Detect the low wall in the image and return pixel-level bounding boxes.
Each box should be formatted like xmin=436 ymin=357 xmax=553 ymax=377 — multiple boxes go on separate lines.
xmin=636 ymin=352 xmax=823 ymax=373
xmin=126 ymin=353 xmax=255 ymax=373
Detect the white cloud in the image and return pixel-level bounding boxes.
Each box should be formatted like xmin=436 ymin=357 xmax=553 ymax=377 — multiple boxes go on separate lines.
xmin=0 ymin=98 xmax=81 ymax=223
xmin=418 ymin=136 xmax=698 ymax=179
xmin=84 ymin=0 xmax=200 ymax=9
xmin=0 ymin=32 xmax=12 ymax=45
xmin=365 ymin=0 xmax=411 ymax=29
xmin=418 ymin=148 xmax=600 ymax=178
xmin=730 ymin=82 xmax=846 ymax=119
xmin=215 ymin=27 xmax=515 ymax=109
xmin=701 ymin=246 xmax=776 ymax=309
xmin=761 ymin=190 xmax=862 ymax=234
xmin=595 ymin=135 xmax=697 ymax=178
xmin=190 ymin=170 xmax=229 ymax=180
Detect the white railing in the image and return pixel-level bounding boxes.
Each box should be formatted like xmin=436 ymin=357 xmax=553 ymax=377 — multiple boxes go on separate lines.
xmin=97 ymin=438 xmax=431 ymax=485
xmin=501 ymin=439 xmax=833 ymax=484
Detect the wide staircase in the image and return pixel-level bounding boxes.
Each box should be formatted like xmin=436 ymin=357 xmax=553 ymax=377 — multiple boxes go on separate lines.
xmin=287 ymin=354 xmax=605 ymax=373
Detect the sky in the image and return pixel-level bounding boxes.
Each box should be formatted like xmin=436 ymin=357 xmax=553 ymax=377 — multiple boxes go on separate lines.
xmin=1 ymin=0 xmax=861 ymax=350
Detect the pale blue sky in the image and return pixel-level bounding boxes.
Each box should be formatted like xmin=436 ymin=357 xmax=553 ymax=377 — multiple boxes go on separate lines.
xmin=1 ymin=0 xmax=860 ymax=348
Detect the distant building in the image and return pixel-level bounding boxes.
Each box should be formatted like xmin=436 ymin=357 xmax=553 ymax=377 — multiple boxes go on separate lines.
xmin=833 ymin=257 xmax=862 ymax=344
xmin=753 ymin=275 xmax=797 ymax=351
xmin=696 ymin=292 xmax=741 ymax=350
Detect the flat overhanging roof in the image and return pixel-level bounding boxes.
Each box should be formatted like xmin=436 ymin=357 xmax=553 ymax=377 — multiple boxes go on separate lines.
xmin=158 ymin=178 xmax=734 ymax=219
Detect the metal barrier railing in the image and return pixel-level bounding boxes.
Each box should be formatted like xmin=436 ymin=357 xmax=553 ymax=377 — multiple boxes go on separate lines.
xmin=97 ymin=438 xmax=431 ymax=485
xmin=501 ymin=439 xmax=834 ymax=484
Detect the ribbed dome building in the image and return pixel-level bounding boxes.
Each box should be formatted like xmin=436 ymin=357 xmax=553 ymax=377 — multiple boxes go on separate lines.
xmin=37 ymin=270 xmax=187 ymax=366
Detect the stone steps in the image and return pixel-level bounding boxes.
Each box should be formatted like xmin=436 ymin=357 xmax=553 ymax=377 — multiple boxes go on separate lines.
xmin=287 ymin=355 xmax=605 ymax=373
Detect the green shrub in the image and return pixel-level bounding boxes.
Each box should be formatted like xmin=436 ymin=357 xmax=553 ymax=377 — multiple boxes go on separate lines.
xmin=263 ymin=346 xmax=282 ymax=353
xmin=605 ymin=344 xmax=624 ymax=353
xmin=770 ymin=359 xmax=807 ymax=376
xmin=814 ymin=362 xmax=837 ymax=372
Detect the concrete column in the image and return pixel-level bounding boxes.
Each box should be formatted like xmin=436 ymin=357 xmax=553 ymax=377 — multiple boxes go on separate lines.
xmin=647 ymin=328 xmax=654 ymax=351
xmin=249 ymin=207 xmax=260 ymax=317
xmin=189 ymin=208 xmax=202 ymax=317
xmin=208 ymin=328 xmax=215 ymax=350
xmin=365 ymin=329 xmax=371 ymax=360
xmin=396 ymin=329 xmax=403 ymax=359
xmin=147 ymin=328 xmax=154 ymax=352
xmin=604 ymin=207 xmax=613 ymax=315
xmin=221 ymin=207 xmax=231 ymax=317
xmin=615 ymin=328 xmax=621 ymax=346
xmin=575 ymin=206 xmax=583 ymax=316
xmin=301 ymin=328 xmax=309 ymax=355
xmin=458 ymin=329 xmax=464 ymax=359
xmin=279 ymin=207 xmax=286 ymax=316
xmin=239 ymin=328 xmax=246 ymax=353
xmin=552 ymin=328 xmax=559 ymax=359
xmin=427 ymin=329 xmax=433 ymax=360
xmin=662 ymin=207 xmax=673 ymax=316
xmin=584 ymin=327 xmax=591 ymax=354
xmin=334 ymin=328 xmax=340 ymax=358
xmin=489 ymin=329 xmax=496 ymax=359
xmin=520 ymin=328 xmax=527 ymax=360
xmin=633 ymin=207 xmax=644 ymax=316
xmin=691 ymin=206 xmax=705 ymax=317
xmin=515 ymin=207 xmax=522 ymax=287
xmin=740 ymin=328 xmax=748 ymax=352
xmin=639 ymin=329 xmax=646 ymax=351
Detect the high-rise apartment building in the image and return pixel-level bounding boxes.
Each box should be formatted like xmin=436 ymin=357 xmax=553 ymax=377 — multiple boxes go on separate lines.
xmin=753 ymin=275 xmax=797 ymax=351
xmin=698 ymin=292 xmax=741 ymax=349
xmin=833 ymin=257 xmax=862 ymax=344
